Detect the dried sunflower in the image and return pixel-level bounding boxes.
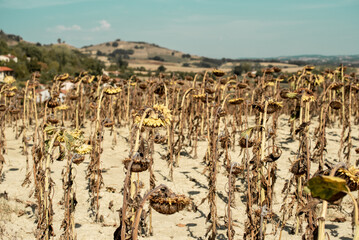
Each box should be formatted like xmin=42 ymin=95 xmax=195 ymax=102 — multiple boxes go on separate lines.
xmin=265 ymin=82 xmax=276 ymax=87
xmin=302 ymin=94 xmax=316 ymax=102
xmin=272 ymin=66 xmax=282 ymax=72
xmin=304 ymin=65 xmax=315 ymax=71
xmin=153 ymin=104 xmax=172 ymax=124
xmin=237 ymin=82 xmax=248 ymax=89
xmin=47 ymin=116 xmax=59 ymax=124
xmin=8 ymin=86 xmax=17 ymax=91
xmin=104 ymin=86 xmax=122 ymax=95
xmin=56 ymin=73 xmax=69 ymax=81
xmin=149 ymin=188 xmax=191 ymax=215
xmin=72 ymin=154 xmax=85 ymax=165
xmin=5 ymin=91 xmax=15 ymax=97
xmin=143 ymin=118 xmax=167 ymax=128
xmin=228 ymin=97 xmax=244 ymax=105
xmin=133 ymin=104 xmax=172 ymax=128
xmin=329 ymin=101 xmax=342 ymax=110
xmin=75 ymin=144 xmax=92 ymax=155
xmin=262 ymin=68 xmax=274 ymax=74
xmin=123 ymin=155 xmax=150 ymax=172
xmin=81 ymin=75 xmax=95 ymax=84
xmin=328 ymin=82 xmax=344 ymax=91
xmin=336 ymin=166 xmax=359 ymax=191
xmin=68 ymin=129 xmax=84 ymax=139
xmin=47 ymin=98 xmax=60 ymax=108
xmin=4 ymin=75 xmax=15 ymax=85
xmin=192 ymin=94 xmax=206 ymax=100
xmin=56 ymin=105 xmax=69 ymax=111
xmin=213 ymin=69 xmax=225 ymax=77
xmin=252 ymin=100 xmax=283 ymax=114
xmin=280 ymin=89 xmax=299 ymax=99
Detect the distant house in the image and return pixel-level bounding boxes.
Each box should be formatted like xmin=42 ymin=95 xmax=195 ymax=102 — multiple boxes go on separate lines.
xmin=60 ymin=82 xmax=75 ymax=93
xmin=0 ymin=66 xmax=14 ymax=81
xmin=35 ymin=82 xmax=74 ymax=103
xmin=36 ymin=87 xmax=66 ymax=103
xmin=0 ymin=54 xmax=18 ymax=63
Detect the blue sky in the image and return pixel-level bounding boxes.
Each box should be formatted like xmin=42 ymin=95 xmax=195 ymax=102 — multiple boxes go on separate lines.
xmin=0 ymin=0 xmax=358 ymax=58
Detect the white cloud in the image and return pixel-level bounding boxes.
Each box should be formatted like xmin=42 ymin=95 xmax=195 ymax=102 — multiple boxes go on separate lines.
xmin=92 ymin=20 xmax=111 ymax=31
xmin=47 ymin=24 xmax=82 ymax=33
xmin=47 ymin=20 xmax=111 ymax=33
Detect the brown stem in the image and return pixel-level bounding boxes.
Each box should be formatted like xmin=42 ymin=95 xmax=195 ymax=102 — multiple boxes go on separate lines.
xmin=132 ymin=184 xmax=167 ymax=240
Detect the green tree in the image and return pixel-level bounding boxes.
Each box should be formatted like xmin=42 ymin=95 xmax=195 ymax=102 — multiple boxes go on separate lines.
xmin=157 ymin=65 xmax=166 ymax=72
xmin=115 ymin=57 xmax=128 ymax=69
xmin=233 ymin=62 xmax=254 ymax=75
xmin=7 ymin=61 xmax=29 ymax=81
xmin=0 ymin=40 xmax=9 ymax=55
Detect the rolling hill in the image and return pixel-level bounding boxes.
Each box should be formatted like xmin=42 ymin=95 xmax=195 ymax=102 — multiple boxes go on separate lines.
xmin=1 ymin=30 xmax=358 ymax=75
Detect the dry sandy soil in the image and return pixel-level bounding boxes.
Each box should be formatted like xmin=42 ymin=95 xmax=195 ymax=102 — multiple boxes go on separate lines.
xmin=0 ymin=115 xmax=358 ymax=240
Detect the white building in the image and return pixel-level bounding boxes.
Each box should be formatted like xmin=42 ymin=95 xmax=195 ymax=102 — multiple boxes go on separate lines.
xmin=36 ymin=88 xmax=66 ymax=103
xmin=0 ymin=54 xmax=18 ymax=63
xmin=0 ymin=66 xmax=14 ymax=81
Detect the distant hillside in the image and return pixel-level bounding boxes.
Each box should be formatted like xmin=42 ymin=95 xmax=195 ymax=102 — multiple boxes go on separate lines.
xmin=0 ymin=30 xmax=23 ymax=46
xmin=79 ymin=39 xmax=213 ymax=72
xmin=0 ymin=30 xmax=104 ymax=84
xmin=1 ymin=30 xmax=358 ymax=76
xmin=270 ymin=54 xmax=359 ymax=67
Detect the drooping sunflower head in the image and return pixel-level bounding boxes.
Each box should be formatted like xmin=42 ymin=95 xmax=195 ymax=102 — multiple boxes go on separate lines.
xmin=104 ymin=86 xmax=122 ymax=95
xmin=134 ymin=104 xmax=172 ymax=128
xmin=267 ymin=100 xmax=283 ymax=113
xmin=5 ymin=91 xmax=16 ymax=97
xmin=253 ymin=100 xmax=282 ymax=114
xmin=81 ymin=75 xmax=95 ymax=84
xmin=56 ymin=105 xmax=69 ymax=111
xmin=304 ymin=65 xmax=315 ymax=72
xmin=75 ymin=144 xmax=92 ymax=155
xmin=4 ymin=75 xmax=15 ymax=85
xmin=228 ymin=97 xmax=244 ymax=105
xmin=153 ymin=104 xmax=172 ymax=124
xmin=336 ymin=166 xmax=359 ymax=191
xmin=212 ymin=69 xmax=225 ymax=77
xmin=262 ymin=68 xmax=274 ymax=74
xmin=55 ymin=73 xmax=69 ymax=81
xmin=280 ymin=89 xmax=299 ymax=99
xmin=302 ymin=94 xmax=316 ymax=102
xmin=68 ymin=129 xmax=84 ymax=140
xmin=329 ymin=101 xmax=342 ymax=110
xmin=192 ymin=93 xmax=206 ymax=100
xmin=328 ymin=82 xmax=344 ymax=91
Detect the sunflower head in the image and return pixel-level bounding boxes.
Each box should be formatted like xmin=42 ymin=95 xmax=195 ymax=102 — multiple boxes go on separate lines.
xmin=81 ymin=75 xmax=95 ymax=84
xmin=55 ymin=73 xmax=69 ymax=81
xmin=104 ymin=86 xmax=122 ymax=95
xmin=193 ymin=93 xmax=206 ymax=100
xmin=153 ymin=104 xmax=172 ymax=124
xmin=5 ymin=91 xmax=15 ymax=97
xmin=75 ymin=144 xmax=92 ymax=155
xmin=304 ymin=65 xmax=315 ymax=71
xmin=337 ymin=166 xmax=359 ymax=191
xmin=56 ymin=105 xmax=69 ymax=111
xmin=228 ymin=97 xmax=244 ymax=105
xmin=328 ymin=82 xmax=344 ymax=91
xmin=212 ymin=69 xmax=225 ymax=77
xmin=302 ymin=94 xmax=316 ymax=102
xmin=68 ymin=129 xmax=84 ymax=140
xmin=4 ymin=75 xmax=15 ymax=85
xmin=134 ymin=104 xmax=172 ymax=128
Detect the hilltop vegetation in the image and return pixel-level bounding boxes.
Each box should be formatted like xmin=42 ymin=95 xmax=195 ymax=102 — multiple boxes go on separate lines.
xmin=0 ymin=37 xmax=104 ymax=85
